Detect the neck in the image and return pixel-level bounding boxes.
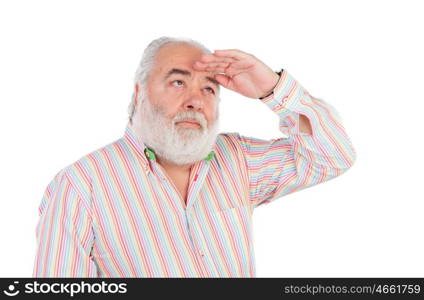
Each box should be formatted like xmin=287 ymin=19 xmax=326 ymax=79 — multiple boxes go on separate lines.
xmin=156 ymin=155 xmax=193 ymax=172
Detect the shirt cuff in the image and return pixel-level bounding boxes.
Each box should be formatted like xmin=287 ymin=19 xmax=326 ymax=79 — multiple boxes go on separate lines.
xmin=259 ymin=69 xmax=309 ymax=135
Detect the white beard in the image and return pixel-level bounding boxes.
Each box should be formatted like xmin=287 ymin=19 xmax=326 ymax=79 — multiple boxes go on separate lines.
xmin=130 ymin=93 xmax=220 ymax=166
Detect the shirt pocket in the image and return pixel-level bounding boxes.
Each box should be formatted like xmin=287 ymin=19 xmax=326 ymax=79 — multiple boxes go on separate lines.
xmin=205 ymin=205 xmax=253 ymax=277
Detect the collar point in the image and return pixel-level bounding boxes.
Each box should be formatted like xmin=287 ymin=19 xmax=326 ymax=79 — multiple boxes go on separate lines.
xmin=203 ymin=150 xmax=215 ymax=162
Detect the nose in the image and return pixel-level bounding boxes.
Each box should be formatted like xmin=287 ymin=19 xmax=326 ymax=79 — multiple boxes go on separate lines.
xmin=183 ymin=89 xmax=204 ymax=112
xmin=184 ymin=99 xmax=203 ymax=111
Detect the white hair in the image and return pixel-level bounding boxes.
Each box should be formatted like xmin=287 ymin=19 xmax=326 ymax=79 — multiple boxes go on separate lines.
xmin=127 ymin=36 xmax=220 ymax=124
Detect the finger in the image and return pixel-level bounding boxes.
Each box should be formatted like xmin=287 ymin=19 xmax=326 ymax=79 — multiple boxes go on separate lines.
xmin=194 ymin=59 xmax=252 ymax=77
xmin=228 ymin=59 xmax=254 ymax=69
xmin=195 ymin=63 xmax=250 ymax=78
xmin=193 ymin=61 xmax=230 ymax=72
xmin=222 ymin=68 xmax=245 ymax=78
xmin=196 ymin=61 xmax=251 ymax=72
xmin=212 ymin=64 xmax=253 ymax=76
xmin=213 ymin=49 xmax=253 ymax=60
xmin=199 ymin=54 xmax=238 ymax=64
xmin=206 ymin=66 xmax=228 ymax=73
xmin=201 ymin=66 xmax=229 ymax=74
xmin=194 ymin=61 xmax=230 ymax=68
xmin=213 ymin=73 xmax=232 ymax=89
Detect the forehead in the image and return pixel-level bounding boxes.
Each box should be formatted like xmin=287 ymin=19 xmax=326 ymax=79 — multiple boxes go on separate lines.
xmin=156 ymin=42 xmax=203 ymax=64
xmin=152 ymin=43 xmax=215 ymax=78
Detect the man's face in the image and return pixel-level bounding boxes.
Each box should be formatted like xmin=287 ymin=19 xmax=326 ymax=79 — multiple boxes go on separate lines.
xmin=145 ymin=43 xmax=220 ymax=130
xmin=131 ymin=43 xmax=221 ymax=166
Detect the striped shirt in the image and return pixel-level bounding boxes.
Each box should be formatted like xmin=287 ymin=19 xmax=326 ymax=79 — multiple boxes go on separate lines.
xmin=32 ymin=69 xmax=356 ymax=277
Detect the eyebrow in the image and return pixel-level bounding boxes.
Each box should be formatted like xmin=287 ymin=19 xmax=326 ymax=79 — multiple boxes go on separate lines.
xmin=164 ymin=68 xmax=220 ymax=90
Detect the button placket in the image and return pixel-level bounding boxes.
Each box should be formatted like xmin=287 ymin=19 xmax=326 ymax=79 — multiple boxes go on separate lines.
xmin=186 ymin=210 xmax=206 ymax=259
xmin=185 ymin=210 xmax=208 ymax=276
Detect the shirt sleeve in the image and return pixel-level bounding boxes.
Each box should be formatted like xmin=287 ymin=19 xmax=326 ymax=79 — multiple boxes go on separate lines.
xmin=235 ymin=69 xmax=356 ymax=209
xmin=32 ymin=169 xmax=98 ymax=277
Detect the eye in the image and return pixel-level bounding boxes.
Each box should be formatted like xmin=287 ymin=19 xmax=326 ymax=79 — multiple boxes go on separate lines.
xmin=205 ymin=87 xmax=215 ymax=94
xmin=172 ymin=80 xmax=184 ymax=87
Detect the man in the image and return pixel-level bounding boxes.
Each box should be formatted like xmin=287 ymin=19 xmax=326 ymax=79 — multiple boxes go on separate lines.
xmin=32 ymin=36 xmax=356 ymax=278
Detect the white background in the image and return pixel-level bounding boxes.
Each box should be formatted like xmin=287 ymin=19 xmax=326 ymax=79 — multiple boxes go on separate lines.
xmin=0 ymin=0 xmax=423 ymax=277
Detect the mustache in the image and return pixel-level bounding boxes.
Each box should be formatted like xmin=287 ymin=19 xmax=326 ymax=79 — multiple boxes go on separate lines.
xmin=139 ymin=95 xmax=209 ymax=130
xmin=173 ymin=111 xmax=207 ymax=129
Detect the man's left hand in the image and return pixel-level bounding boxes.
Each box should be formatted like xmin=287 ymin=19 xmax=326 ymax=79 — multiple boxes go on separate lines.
xmin=193 ymin=49 xmax=280 ymax=99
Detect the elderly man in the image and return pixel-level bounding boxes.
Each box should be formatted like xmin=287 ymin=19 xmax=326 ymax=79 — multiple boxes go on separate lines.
xmin=33 ymin=36 xmax=356 ymax=278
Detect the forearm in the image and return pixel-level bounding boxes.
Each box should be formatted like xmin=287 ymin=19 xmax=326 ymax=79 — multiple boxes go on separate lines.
xmin=260 ymin=69 xmax=356 ymax=170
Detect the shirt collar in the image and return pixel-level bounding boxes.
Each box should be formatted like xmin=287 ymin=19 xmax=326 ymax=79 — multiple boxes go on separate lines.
xmin=122 ymin=123 xmax=216 ymax=172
